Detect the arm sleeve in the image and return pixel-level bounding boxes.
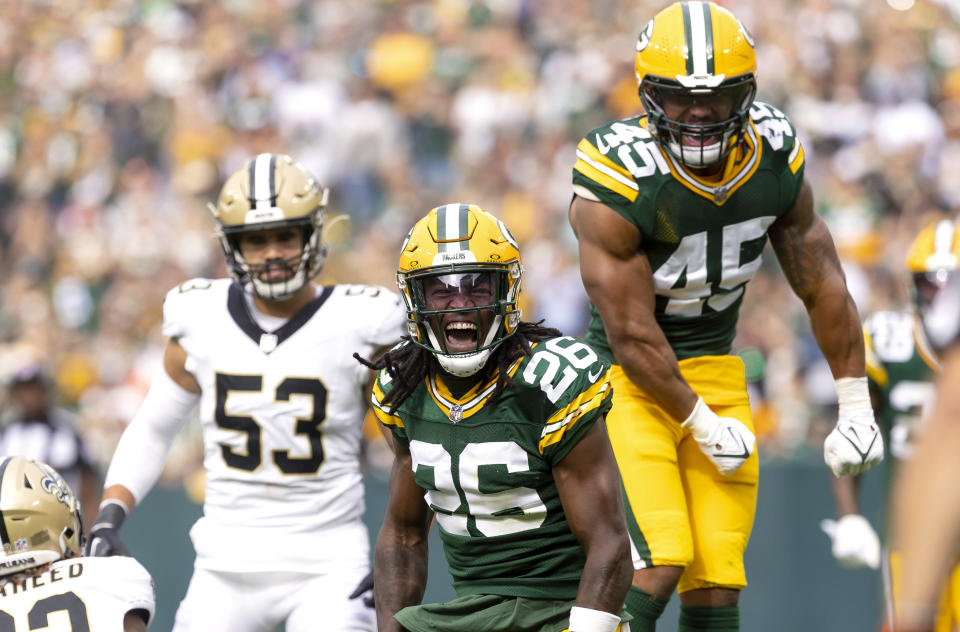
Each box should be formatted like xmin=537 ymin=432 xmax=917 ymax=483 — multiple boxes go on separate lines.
xmin=103 ymin=366 xmax=200 ymax=504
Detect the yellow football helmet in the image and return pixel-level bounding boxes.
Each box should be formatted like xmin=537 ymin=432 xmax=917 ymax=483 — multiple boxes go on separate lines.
xmin=397 ymin=203 xmax=522 ymax=377
xmin=906 ymin=217 xmax=960 ymax=318
xmin=0 ymin=457 xmax=83 ymax=577
xmin=635 ymin=1 xmax=757 ymax=168
xmin=209 ymin=153 xmax=329 ymax=300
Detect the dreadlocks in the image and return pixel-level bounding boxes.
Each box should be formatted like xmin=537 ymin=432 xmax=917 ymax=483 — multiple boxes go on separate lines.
xmin=355 ymin=320 xmax=562 ymax=414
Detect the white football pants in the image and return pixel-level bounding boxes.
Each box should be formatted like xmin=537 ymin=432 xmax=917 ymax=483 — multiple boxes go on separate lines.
xmin=171 ymin=563 xmax=375 ymax=632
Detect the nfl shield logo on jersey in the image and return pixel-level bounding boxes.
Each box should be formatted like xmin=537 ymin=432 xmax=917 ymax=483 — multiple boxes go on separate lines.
xmin=449 ymin=405 xmax=463 ymax=423
xmin=14 ymin=539 xmax=27 ymax=552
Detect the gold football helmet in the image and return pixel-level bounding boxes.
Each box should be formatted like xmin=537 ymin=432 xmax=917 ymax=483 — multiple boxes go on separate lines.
xmin=209 ymin=153 xmax=329 ymax=300
xmin=0 ymin=457 xmax=83 ymax=577
xmin=635 ymin=1 xmax=757 ymax=168
xmin=906 ymin=217 xmax=960 ymax=319
xmin=397 ymin=203 xmax=522 ymax=377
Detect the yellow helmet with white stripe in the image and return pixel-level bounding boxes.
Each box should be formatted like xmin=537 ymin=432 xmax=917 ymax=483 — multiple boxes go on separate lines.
xmin=635 ymin=1 xmax=757 ymax=168
xmin=906 ymin=218 xmax=960 ymax=320
xmin=397 ymin=203 xmax=522 ymax=377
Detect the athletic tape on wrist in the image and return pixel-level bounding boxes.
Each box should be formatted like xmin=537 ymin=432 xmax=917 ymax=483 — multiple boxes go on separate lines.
xmin=835 ymin=376 xmax=871 ymax=417
xmin=568 ymin=606 xmax=621 ymax=632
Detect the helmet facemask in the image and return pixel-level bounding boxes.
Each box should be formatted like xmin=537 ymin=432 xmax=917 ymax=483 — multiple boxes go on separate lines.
xmin=641 ymin=74 xmax=756 ymax=169
xmin=401 ymin=265 xmax=521 ymax=377
xmin=219 ymin=213 xmax=327 ymax=301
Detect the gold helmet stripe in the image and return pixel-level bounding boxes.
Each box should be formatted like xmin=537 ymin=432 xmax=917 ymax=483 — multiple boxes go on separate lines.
xmin=436 ymin=203 xmax=470 ymax=253
xmin=682 ymin=1 xmax=715 ymax=77
xmin=0 ymin=457 xmax=12 ymax=547
xmin=248 ymin=153 xmax=278 ymax=210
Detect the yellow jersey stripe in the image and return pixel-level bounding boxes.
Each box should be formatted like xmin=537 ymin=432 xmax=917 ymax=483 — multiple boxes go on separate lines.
xmin=574 ymin=158 xmax=639 ymax=202
xmin=539 ymin=376 xmax=611 ymax=453
xmin=788 ymin=139 xmax=805 ymax=174
xmin=863 ymin=329 xmax=889 ymax=388
xmin=577 ymin=139 xmax=635 ymax=181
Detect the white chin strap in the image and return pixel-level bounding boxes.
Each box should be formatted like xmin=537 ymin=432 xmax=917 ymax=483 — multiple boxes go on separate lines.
xmin=426 ymin=315 xmax=503 ymax=377
xmin=668 ymin=139 xmax=722 ymax=167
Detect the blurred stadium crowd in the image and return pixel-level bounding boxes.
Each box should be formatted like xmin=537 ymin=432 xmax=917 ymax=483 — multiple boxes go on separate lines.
xmin=0 ymin=0 xmax=958 ymax=484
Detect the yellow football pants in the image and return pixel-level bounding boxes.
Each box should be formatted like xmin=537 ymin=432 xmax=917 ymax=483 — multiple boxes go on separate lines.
xmin=606 ymin=355 xmax=759 ymax=593
xmin=888 ymin=551 xmax=960 ymax=631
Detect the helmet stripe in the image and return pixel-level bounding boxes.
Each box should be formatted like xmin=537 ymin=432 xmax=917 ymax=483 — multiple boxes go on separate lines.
xmin=933 ymin=219 xmax=958 ymax=262
xmin=437 ymin=203 xmax=469 ymax=253
xmin=685 ymin=2 xmax=712 ymax=77
xmin=0 ymin=457 xmax=11 ymax=547
xmin=702 ymin=2 xmax=715 ymax=75
xmin=249 ymin=153 xmax=277 ymax=211
xmin=681 ymin=2 xmax=694 ymax=75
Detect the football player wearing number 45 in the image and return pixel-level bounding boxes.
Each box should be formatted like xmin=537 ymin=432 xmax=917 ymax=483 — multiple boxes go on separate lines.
xmin=570 ymin=2 xmax=881 ymax=630
xmin=0 ymin=456 xmax=154 ymax=632
xmin=358 ymin=204 xmax=633 ymax=632
xmin=88 ymin=154 xmax=406 ymax=632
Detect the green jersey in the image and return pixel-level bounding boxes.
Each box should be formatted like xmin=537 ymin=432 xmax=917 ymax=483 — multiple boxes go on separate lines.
xmin=572 ymin=102 xmax=806 ymax=361
xmin=863 ymin=311 xmax=938 ymax=476
xmin=372 ymin=336 xmax=612 ymax=600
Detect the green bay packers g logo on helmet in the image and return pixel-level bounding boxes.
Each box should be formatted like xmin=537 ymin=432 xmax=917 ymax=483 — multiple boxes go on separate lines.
xmin=635 ymin=1 xmax=757 ymax=169
xmin=397 ymin=203 xmax=522 ymax=377
xmin=0 ymin=457 xmax=83 ymax=577
xmin=209 ymin=153 xmax=329 ymax=300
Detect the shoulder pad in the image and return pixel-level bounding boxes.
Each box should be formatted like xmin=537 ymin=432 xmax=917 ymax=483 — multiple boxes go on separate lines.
xmin=161 ymin=278 xmax=223 ymax=340
xmin=515 ymin=337 xmax=612 ymax=454
xmin=573 ymin=116 xmax=671 ymax=205
xmin=750 ymin=101 xmax=801 ymax=156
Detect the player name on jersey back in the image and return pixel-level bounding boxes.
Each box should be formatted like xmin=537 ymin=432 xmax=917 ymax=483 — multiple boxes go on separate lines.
xmin=0 ymin=557 xmax=155 ymax=630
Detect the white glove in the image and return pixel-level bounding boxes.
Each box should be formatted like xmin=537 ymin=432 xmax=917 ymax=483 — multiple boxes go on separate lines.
xmin=820 ymin=514 xmax=881 ymax=569
xmin=681 ymin=397 xmax=755 ymax=475
xmin=824 ymin=377 xmax=884 ymax=477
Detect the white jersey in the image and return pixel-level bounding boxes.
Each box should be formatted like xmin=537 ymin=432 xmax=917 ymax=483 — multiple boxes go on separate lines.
xmin=0 ymin=557 xmax=154 ymax=631
xmin=162 ymin=279 xmax=406 ymax=572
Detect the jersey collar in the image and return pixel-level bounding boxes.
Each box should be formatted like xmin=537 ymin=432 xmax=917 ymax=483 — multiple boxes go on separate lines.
xmin=427 ymin=356 xmax=524 ymax=422
xmin=227 ymin=282 xmax=333 ymax=354
xmin=652 ymin=118 xmax=763 ymax=205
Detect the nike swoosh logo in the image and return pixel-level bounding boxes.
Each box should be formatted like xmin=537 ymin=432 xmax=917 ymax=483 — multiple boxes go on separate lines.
xmin=721 ymin=429 xmax=750 ymax=460
xmin=841 ymin=427 xmax=878 ymax=461
xmin=587 ymin=366 xmax=604 ymax=383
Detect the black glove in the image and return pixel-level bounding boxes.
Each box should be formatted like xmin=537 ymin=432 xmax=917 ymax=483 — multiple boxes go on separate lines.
xmin=348 ymin=570 xmax=374 ymax=608
xmin=85 ymin=500 xmax=130 ymax=557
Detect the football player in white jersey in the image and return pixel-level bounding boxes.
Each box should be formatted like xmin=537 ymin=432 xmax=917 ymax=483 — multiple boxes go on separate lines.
xmin=0 ymin=456 xmax=154 ymax=631
xmin=87 ymin=153 xmax=406 ymax=632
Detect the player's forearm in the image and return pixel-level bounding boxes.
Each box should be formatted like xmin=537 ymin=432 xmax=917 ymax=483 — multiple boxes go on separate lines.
xmin=576 ymin=541 xmax=632 ymax=615
xmin=611 ymin=333 xmax=698 ymax=421
xmin=830 ymin=473 xmax=861 ymax=516
xmin=806 ymin=283 xmax=866 ymax=379
xmin=374 ymin=526 xmax=428 ymax=632
xmin=100 ymin=485 xmax=137 ymax=513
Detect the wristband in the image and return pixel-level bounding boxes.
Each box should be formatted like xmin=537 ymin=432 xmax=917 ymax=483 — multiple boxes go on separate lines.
xmin=835 ymin=377 xmax=871 ymax=418
xmin=680 ymin=397 xmax=711 ymax=435
xmin=93 ymin=499 xmax=129 ymax=530
xmin=568 ymin=606 xmax=621 ymax=632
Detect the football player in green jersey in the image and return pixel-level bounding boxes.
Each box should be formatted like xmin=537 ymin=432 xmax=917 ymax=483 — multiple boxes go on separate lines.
xmin=361 ymin=203 xmax=633 ymax=632
xmin=569 ymin=2 xmax=881 ymax=630
xmin=892 ymin=224 xmax=960 ymax=632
